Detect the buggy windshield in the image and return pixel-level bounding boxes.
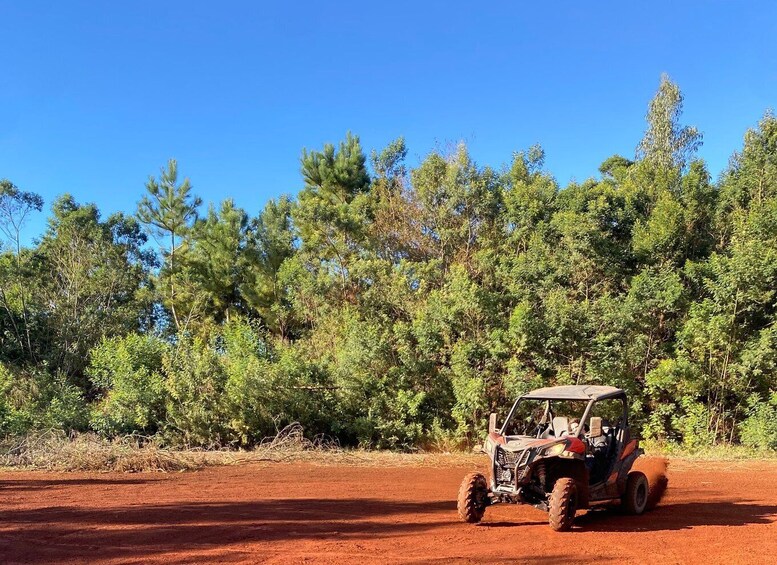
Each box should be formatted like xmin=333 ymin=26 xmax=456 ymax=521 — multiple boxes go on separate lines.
xmin=501 ymin=398 xmax=590 ymax=439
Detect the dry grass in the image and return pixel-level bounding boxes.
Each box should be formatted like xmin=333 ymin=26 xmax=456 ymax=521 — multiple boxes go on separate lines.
xmin=0 ymin=430 xmax=214 ymax=472
xmin=226 ymin=423 xmax=484 ymax=468
xmin=8 ymin=425 xmax=772 ymax=474
xmin=0 ymin=424 xmax=484 ymax=473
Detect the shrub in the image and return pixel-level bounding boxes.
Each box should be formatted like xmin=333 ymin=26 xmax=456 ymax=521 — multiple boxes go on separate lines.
xmin=44 ymin=374 xmax=89 ymax=431
xmin=0 ymin=363 xmax=34 ymax=435
xmin=673 ymin=398 xmax=716 ymax=448
xmin=267 ymin=341 xmax=337 ymax=439
xmin=0 ymin=363 xmax=87 ymax=435
xmin=87 ymin=334 xmax=168 ymax=436
xmin=739 ymin=392 xmax=777 ymax=450
xmin=221 ymin=318 xmax=277 ymax=445
xmin=163 ymin=335 xmax=228 ymax=447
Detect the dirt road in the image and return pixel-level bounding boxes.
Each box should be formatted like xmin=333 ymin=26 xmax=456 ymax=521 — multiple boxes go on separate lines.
xmin=1 ymin=458 xmax=775 ymax=564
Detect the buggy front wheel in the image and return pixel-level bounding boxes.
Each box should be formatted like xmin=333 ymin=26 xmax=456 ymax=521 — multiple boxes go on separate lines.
xmin=548 ymin=477 xmax=578 ymax=531
xmin=457 ymin=472 xmax=489 ymax=523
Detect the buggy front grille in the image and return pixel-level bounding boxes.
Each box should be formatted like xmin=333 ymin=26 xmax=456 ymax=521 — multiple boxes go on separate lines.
xmin=496 ymin=448 xmax=520 ymax=468
xmin=495 ymin=447 xmax=533 ymax=486
xmin=496 ymin=448 xmax=530 ymax=469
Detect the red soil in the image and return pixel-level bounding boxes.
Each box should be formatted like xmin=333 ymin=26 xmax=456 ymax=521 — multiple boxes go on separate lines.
xmin=1 ymin=458 xmax=775 ymax=564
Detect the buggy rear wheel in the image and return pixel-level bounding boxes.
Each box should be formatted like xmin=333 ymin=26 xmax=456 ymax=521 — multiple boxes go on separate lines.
xmin=548 ymin=477 xmax=578 ymax=532
xmin=622 ymin=471 xmax=649 ymax=515
xmin=457 ymin=472 xmax=489 ymax=523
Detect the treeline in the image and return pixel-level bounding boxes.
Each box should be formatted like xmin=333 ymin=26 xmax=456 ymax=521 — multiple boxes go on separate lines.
xmin=1 ymin=76 xmax=776 ymax=450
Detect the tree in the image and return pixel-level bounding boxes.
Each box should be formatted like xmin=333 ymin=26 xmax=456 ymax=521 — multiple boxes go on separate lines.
xmin=410 ymin=143 xmax=501 ymax=271
xmin=34 ymin=196 xmax=153 ymax=380
xmin=371 ymin=136 xmax=408 ymax=183
xmin=137 ymin=159 xmax=202 ymax=330
xmin=636 ymin=74 xmax=702 ymax=172
xmin=716 ymin=112 xmax=777 ymax=244
xmin=181 ymin=199 xmax=249 ymax=331
xmin=502 ymin=145 xmax=557 ymax=253
xmin=294 ymin=133 xmax=371 ymax=299
xmin=0 ymin=180 xmax=43 ymax=256
xmin=0 ymin=180 xmax=43 ymax=360
xmin=369 ymin=138 xmax=434 ymax=263
xmin=242 ymin=196 xmax=298 ymax=339
xmin=598 ymin=155 xmax=634 ymax=179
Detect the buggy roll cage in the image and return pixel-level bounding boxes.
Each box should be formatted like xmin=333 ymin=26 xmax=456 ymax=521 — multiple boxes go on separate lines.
xmin=498 ymin=386 xmax=629 ymax=440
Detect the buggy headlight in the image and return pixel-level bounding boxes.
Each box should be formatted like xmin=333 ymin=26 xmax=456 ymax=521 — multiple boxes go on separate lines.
xmin=544 ymin=442 xmax=566 ymax=456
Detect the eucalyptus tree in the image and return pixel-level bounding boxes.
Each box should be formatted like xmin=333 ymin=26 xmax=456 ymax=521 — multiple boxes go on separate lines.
xmin=35 ymin=195 xmax=152 ymax=380
xmin=636 ymin=73 xmax=702 ymax=173
xmin=410 ymin=143 xmax=501 ymax=272
xmin=0 ymin=180 xmax=43 ymax=361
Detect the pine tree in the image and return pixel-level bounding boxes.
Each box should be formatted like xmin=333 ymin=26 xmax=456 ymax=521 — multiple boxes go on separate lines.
xmin=136 ymin=160 xmax=202 ymax=330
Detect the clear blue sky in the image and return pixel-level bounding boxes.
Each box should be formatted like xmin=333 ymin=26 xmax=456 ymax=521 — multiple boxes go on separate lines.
xmin=2 ymin=1 xmax=776 ymax=242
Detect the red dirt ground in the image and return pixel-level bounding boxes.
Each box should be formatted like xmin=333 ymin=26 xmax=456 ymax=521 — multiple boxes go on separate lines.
xmin=1 ymin=458 xmax=775 ymax=564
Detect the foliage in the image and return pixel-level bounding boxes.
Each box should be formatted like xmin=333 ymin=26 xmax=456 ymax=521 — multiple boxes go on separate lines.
xmin=739 ymin=392 xmax=777 ymax=450
xmin=137 ymin=159 xmax=202 ymax=331
xmin=25 ymin=196 xmax=153 ymax=380
xmin=162 ymin=334 xmax=228 ymax=446
xmin=88 ymin=334 xmax=169 ymax=436
xmin=1 ymin=76 xmax=776 ymax=451
xmin=0 ymin=363 xmax=87 ymax=435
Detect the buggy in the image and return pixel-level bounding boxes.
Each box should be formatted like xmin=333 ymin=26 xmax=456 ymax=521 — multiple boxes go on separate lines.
xmin=457 ymin=385 xmax=661 ymax=531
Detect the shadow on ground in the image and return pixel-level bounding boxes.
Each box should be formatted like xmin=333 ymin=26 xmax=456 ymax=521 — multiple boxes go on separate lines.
xmin=0 ymin=475 xmax=775 ymax=563
xmin=572 ymin=500 xmax=777 ymax=532
xmin=478 ymin=499 xmax=776 ymax=533
xmin=0 ymin=478 xmax=158 ymax=492
xmin=0 ymin=495 xmax=456 ymax=562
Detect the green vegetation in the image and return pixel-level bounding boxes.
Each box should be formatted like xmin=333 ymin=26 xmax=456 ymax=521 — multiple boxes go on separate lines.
xmin=1 ymin=76 xmax=776 ymax=451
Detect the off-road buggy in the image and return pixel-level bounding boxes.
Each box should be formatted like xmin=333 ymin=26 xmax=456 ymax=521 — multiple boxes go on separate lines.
xmin=457 ymin=385 xmax=660 ymax=531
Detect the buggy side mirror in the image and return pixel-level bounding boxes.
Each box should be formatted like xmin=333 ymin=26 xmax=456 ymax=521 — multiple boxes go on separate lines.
xmin=589 ymin=416 xmax=603 ymax=437
xmin=488 ymin=412 xmax=498 ymax=434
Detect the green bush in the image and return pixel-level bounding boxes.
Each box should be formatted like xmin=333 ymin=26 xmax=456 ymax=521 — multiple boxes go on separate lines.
xmin=266 ymin=341 xmax=338 ymax=439
xmin=673 ymin=398 xmax=717 ymax=448
xmin=44 ymin=375 xmax=89 ymax=431
xmin=163 ymin=335 xmax=228 ymax=447
xmin=643 ymin=402 xmax=677 ymax=441
xmin=0 ymin=363 xmax=87 ymax=435
xmin=739 ymin=392 xmax=777 ymax=450
xmin=0 ymin=363 xmax=34 ymax=435
xmin=87 ymin=334 xmax=168 ymax=436
xmin=221 ymin=318 xmax=277 ymax=445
